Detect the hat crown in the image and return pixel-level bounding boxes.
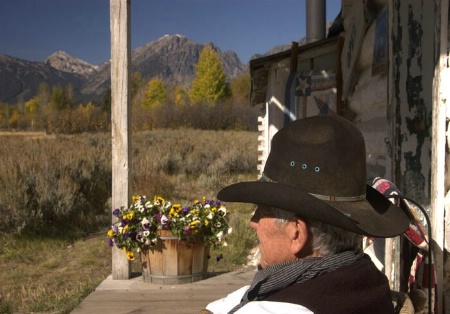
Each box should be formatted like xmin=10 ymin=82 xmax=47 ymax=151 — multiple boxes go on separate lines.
xmin=264 ymin=115 xmax=366 ymax=198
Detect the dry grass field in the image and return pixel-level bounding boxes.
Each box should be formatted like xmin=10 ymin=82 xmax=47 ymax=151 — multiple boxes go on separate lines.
xmin=0 ymin=129 xmax=258 ymax=314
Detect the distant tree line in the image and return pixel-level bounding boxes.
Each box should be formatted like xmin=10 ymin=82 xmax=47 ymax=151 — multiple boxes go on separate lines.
xmin=0 ymin=45 xmax=258 ymax=133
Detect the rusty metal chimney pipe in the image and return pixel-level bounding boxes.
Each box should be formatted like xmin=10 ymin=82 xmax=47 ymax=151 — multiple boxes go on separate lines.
xmin=306 ymin=0 xmax=326 ymax=43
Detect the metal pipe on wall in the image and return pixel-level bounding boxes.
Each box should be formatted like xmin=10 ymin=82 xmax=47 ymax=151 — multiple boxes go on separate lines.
xmin=306 ymin=0 xmax=326 ymax=43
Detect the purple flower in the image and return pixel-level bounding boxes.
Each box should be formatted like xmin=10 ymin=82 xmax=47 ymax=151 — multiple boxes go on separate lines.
xmin=182 ymin=207 xmax=190 ymax=214
xmin=108 ymin=239 xmax=114 ymax=247
xmin=113 ymin=208 xmax=120 ymax=216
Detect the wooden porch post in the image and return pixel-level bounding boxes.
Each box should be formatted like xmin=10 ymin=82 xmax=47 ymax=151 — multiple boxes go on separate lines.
xmin=110 ymin=0 xmax=132 ymax=280
xmin=431 ymin=1 xmax=448 ymax=312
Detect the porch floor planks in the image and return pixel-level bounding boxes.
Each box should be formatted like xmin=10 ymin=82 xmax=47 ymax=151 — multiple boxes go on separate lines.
xmin=71 ymin=267 xmax=255 ymax=314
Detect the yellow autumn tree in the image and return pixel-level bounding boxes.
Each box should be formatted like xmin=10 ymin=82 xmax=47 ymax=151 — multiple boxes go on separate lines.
xmin=143 ymin=78 xmax=167 ymax=109
xmin=189 ymin=45 xmax=230 ymax=106
xmin=25 ymin=97 xmax=39 ymax=129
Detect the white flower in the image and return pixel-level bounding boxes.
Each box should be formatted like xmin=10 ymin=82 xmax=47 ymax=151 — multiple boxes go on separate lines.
xmin=143 ymin=230 xmax=150 ymax=237
xmin=161 ymin=215 xmax=169 ymax=225
xmin=141 ymin=218 xmax=150 ymax=226
xmin=207 ymin=213 xmax=213 ymax=219
xmin=163 ymin=201 xmax=172 ymax=210
xmin=218 ymin=206 xmax=227 ymax=216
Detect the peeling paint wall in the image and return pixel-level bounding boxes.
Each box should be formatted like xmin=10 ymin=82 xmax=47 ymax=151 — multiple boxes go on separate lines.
xmin=390 ymin=0 xmax=434 ymax=205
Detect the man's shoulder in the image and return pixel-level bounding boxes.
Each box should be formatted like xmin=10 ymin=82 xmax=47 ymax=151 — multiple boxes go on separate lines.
xmin=205 ymin=285 xmax=313 ymax=314
xmin=234 ymin=301 xmax=313 ymax=314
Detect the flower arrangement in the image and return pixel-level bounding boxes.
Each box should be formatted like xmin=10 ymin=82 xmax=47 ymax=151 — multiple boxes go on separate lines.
xmin=107 ymin=195 xmax=229 ymax=260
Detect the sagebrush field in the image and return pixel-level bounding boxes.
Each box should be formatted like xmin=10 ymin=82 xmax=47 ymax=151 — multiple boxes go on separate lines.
xmin=0 ymin=129 xmax=258 ymax=313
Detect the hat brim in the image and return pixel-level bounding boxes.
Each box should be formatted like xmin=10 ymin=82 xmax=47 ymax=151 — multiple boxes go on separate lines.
xmin=217 ymin=181 xmax=410 ymax=237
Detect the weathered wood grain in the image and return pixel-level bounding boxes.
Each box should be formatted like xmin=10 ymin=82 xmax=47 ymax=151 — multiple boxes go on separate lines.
xmin=110 ymin=0 xmax=132 ymax=280
xmin=71 ymin=269 xmax=255 ymax=314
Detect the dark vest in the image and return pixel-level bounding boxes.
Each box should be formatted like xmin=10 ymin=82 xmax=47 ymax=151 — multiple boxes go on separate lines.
xmin=264 ymin=256 xmax=394 ymax=314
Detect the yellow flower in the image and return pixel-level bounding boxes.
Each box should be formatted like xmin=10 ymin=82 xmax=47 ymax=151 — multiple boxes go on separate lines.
xmin=169 ymin=204 xmax=181 ymax=217
xmin=126 ymin=211 xmax=134 ymax=220
xmin=204 ymin=219 xmax=209 ymax=226
xmin=132 ymin=195 xmax=140 ymax=202
xmin=126 ymin=252 xmax=135 ymax=261
xmin=190 ymin=220 xmax=200 ymax=229
xmin=107 ymin=229 xmax=114 ymax=237
xmin=202 ymin=196 xmax=206 ymax=202
xmin=154 ymin=196 xmax=165 ymax=205
xmin=123 ymin=225 xmax=129 ymax=232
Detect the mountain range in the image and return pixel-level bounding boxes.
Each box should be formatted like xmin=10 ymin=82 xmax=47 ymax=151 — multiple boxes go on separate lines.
xmin=0 ymin=34 xmax=288 ymax=105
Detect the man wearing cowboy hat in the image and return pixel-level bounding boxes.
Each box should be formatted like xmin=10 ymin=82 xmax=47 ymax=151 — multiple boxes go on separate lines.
xmin=204 ymin=114 xmax=410 ymax=314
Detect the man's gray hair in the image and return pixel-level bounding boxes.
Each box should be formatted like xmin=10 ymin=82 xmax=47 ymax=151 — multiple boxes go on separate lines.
xmin=271 ymin=207 xmax=362 ymax=256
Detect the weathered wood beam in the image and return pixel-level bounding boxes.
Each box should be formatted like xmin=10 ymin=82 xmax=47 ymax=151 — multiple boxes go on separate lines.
xmin=110 ymin=0 xmax=131 ymax=280
xmin=431 ymin=1 xmax=448 ymax=312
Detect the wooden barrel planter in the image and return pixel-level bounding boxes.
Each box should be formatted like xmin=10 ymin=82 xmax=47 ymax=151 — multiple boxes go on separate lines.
xmin=140 ymin=230 xmax=210 ymax=284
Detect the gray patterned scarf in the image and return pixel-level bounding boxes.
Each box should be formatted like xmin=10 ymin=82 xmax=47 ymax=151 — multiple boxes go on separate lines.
xmin=228 ymin=250 xmax=363 ymax=314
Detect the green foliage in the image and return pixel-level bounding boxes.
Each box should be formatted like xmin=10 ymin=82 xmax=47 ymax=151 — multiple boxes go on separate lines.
xmin=143 ymin=78 xmax=167 ymax=109
xmin=101 ymin=87 xmax=111 ymax=113
xmin=189 ymin=45 xmax=231 ymax=105
xmin=50 ymin=85 xmax=70 ymax=110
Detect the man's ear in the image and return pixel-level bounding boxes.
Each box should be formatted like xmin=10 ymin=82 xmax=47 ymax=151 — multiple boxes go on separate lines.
xmin=289 ymin=218 xmax=314 ymax=258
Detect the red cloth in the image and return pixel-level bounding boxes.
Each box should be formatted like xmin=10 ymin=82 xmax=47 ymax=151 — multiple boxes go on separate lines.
xmin=370 ymin=177 xmax=435 ymax=311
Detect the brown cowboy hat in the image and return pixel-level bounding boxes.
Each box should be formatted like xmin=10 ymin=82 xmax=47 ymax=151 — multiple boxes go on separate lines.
xmin=217 ymin=114 xmax=410 ymax=237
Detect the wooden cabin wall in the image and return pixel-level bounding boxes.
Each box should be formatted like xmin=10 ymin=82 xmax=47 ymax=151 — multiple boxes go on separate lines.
xmin=346 ymin=10 xmax=390 ymax=180
xmin=262 ymin=58 xmax=291 ymax=172
xmin=389 ymin=0 xmax=434 ymax=205
xmin=389 ymin=2 xmax=449 ymax=312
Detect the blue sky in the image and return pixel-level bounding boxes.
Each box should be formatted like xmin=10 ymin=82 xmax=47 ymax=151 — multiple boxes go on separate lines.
xmin=0 ymin=0 xmax=340 ymax=65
